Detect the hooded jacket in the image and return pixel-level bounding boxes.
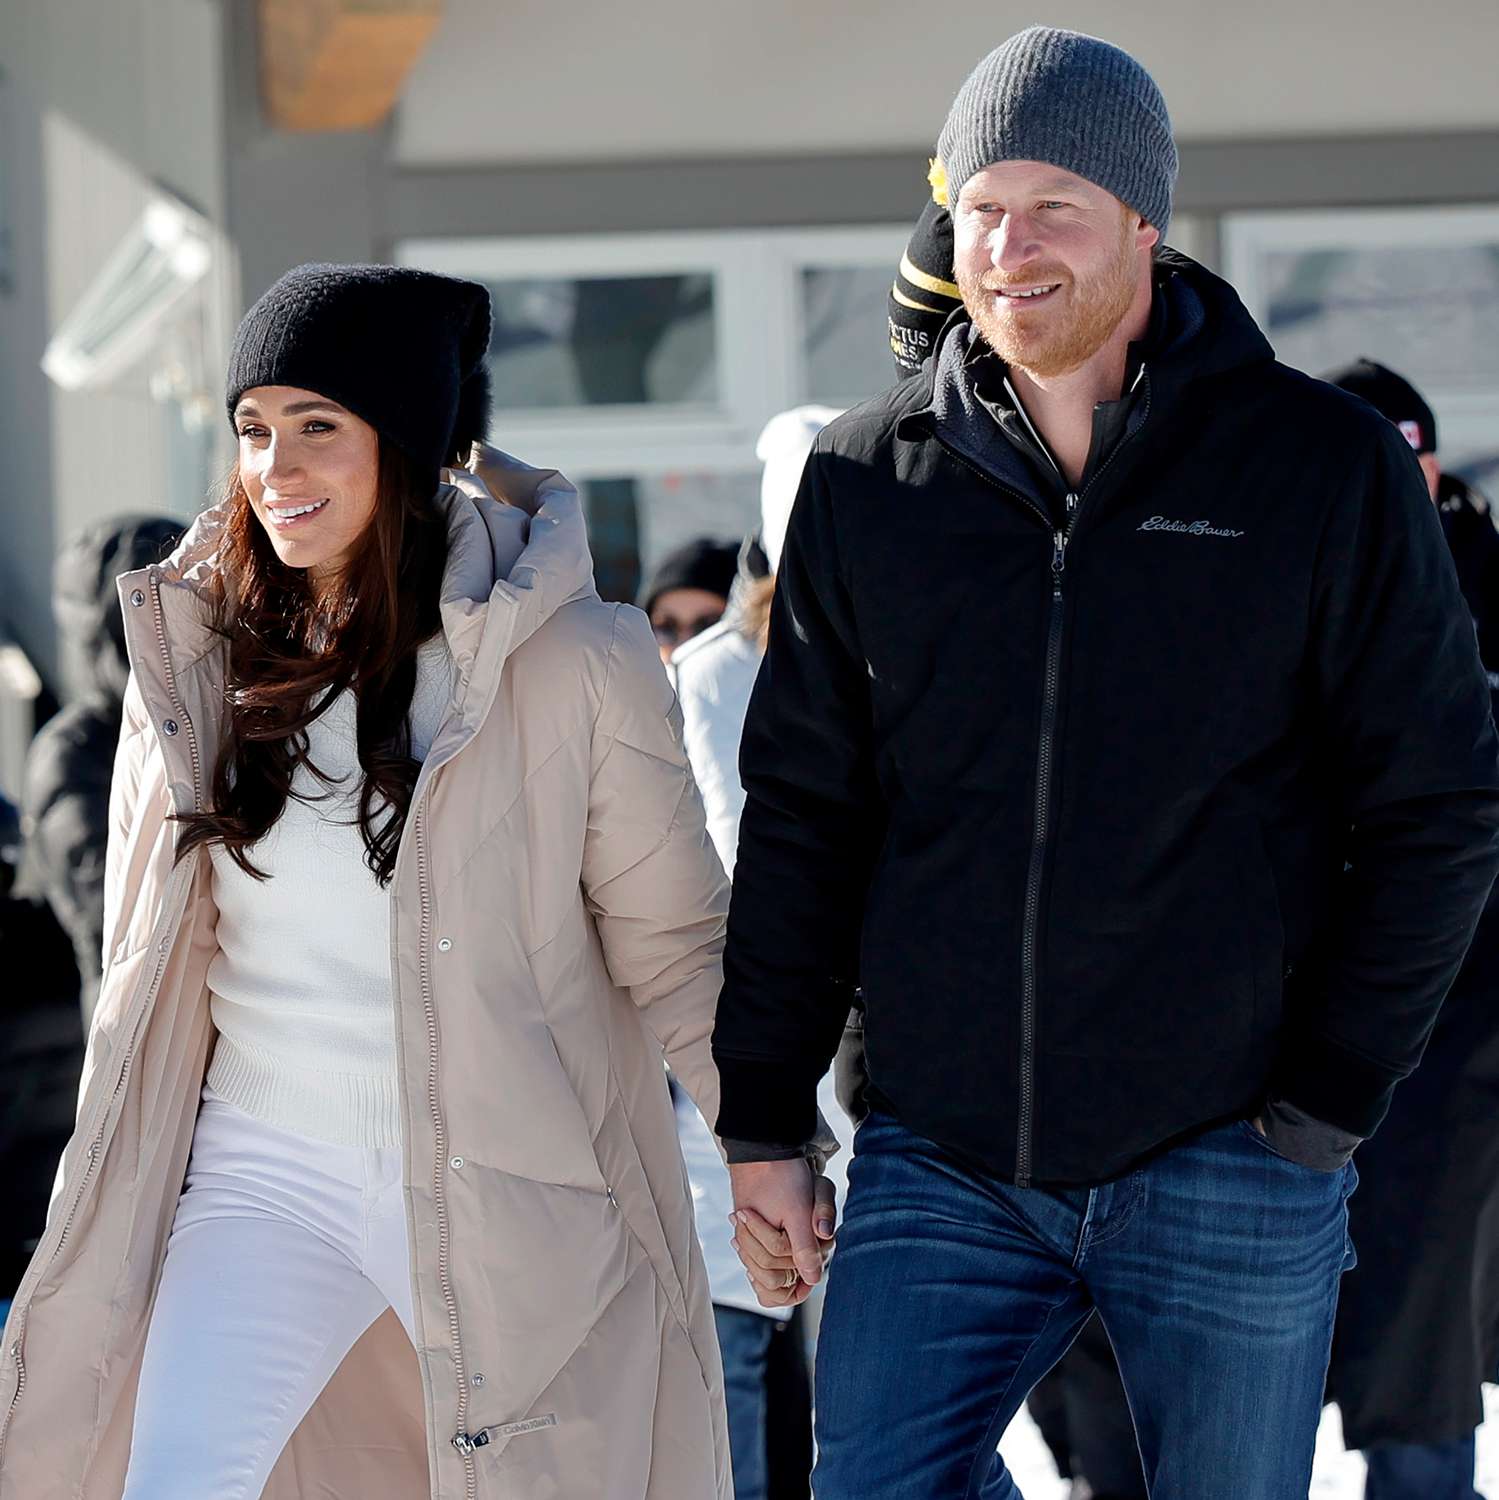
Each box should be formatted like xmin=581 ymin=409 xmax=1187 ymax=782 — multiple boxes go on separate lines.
xmin=0 ymin=448 xmax=733 ymax=1499
xmin=713 ymin=251 xmax=1499 ymax=1188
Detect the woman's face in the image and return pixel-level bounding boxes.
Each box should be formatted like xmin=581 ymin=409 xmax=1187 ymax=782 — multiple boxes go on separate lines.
xmin=232 ymin=386 xmax=380 ymax=587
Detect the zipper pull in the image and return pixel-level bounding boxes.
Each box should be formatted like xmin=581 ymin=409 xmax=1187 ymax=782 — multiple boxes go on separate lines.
xmin=453 ymin=1429 xmax=491 ymax=1456
xmin=1052 ymin=531 xmax=1066 ymax=594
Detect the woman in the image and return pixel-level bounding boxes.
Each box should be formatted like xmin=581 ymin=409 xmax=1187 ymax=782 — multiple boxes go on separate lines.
xmin=0 ymin=264 xmax=733 ymax=1500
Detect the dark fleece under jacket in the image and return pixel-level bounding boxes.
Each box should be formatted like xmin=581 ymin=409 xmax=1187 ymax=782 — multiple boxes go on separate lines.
xmin=712 ymin=251 xmax=1499 ymax=1188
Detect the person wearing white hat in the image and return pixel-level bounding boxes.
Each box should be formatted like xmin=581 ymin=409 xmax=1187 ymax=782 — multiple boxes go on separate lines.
xmin=671 ymin=406 xmax=847 ymax=1500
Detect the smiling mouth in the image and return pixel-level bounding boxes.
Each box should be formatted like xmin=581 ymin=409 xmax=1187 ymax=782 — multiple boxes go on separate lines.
xmin=994 ymin=283 xmax=1061 ymax=303
xmin=265 ymin=498 xmax=330 ymax=527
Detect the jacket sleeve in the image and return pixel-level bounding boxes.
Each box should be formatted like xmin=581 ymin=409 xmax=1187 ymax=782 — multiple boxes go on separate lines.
xmin=581 ymin=604 xmax=730 ymax=1130
xmin=712 ymin=442 xmax=886 ymax=1148
xmin=1277 ymin=421 xmax=1499 ymax=1138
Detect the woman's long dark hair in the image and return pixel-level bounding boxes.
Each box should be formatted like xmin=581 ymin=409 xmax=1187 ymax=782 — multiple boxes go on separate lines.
xmin=175 ymin=440 xmax=448 ymax=887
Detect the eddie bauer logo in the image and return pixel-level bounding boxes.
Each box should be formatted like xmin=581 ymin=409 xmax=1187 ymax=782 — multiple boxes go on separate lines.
xmin=1138 ymin=516 xmax=1246 ymax=539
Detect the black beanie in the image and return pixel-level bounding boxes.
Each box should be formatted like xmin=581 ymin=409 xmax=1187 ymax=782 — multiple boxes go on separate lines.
xmin=225 ymin=264 xmax=494 ymax=477
xmin=1324 ymin=357 xmax=1438 ymax=455
xmin=640 ymin=538 xmax=740 ymax=615
xmin=889 ymin=194 xmax=961 ymax=378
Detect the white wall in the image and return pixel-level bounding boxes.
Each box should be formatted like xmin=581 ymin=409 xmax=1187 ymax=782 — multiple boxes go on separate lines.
xmin=0 ymin=0 xmax=226 ymax=690
xmin=395 ymin=0 xmax=1499 ymax=167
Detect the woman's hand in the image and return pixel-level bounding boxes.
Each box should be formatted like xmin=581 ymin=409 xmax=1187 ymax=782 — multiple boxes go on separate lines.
xmin=727 ymin=1160 xmax=837 ymax=1308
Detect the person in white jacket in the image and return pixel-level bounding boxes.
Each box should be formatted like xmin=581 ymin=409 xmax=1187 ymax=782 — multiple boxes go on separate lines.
xmin=672 ymin=406 xmax=845 ymax=1500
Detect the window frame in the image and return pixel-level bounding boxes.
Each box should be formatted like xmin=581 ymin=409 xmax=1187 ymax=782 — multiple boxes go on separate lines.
xmin=1222 ymin=204 xmax=1499 ymax=466
xmin=397 ymin=223 xmax=909 ymax=478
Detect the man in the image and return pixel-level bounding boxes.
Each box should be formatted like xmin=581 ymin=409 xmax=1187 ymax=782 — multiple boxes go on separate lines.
xmin=890 ymin=186 xmax=1148 ymax=1500
xmin=640 ymin=536 xmax=739 ymax=665
xmin=1322 ymin=359 xmax=1499 ymax=1500
xmin=711 ymin=27 xmax=1499 ymax=1500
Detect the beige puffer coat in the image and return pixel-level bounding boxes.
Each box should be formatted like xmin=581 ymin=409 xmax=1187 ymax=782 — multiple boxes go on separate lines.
xmin=0 ymin=447 xmax=734 ymax=1499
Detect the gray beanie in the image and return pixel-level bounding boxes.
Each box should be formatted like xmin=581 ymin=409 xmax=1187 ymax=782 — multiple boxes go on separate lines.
xmin=936 ymin=27 xmax=1177 ymax=234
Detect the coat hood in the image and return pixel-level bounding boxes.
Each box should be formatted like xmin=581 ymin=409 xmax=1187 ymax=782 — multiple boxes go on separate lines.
xmin=136 ymin=443 xmax=597 ymax=718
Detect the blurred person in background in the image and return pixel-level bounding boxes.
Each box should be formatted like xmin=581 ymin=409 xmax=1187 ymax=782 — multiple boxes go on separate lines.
xmin=0 ymin=791 xmax=80 ymax=1325
xmin=672 ymin=405 xmax=845 ymax=1500
xmin=0 ymin=263 xmax=735 ymax=1500
xmin=642 ymin=536 xmax=739 ymax=665
xmin=713 ymin=27 xmax=1499 ymax=1500
xmin=21 ymin=516 xmax=184 ymax=1025
xmin=1323 ymin=358 xmax=1499 ymax=1500
xmin=888 ymin=186 xmax=1147 ymax=1500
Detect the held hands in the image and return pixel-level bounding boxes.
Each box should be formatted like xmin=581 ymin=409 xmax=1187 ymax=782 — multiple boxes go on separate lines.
xmin=726 ymin=1159 xmax=838 ymax=1309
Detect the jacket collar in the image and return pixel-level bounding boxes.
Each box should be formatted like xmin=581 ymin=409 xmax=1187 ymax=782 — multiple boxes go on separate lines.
xmin=117 ymin=445 xmax=597 ymax=799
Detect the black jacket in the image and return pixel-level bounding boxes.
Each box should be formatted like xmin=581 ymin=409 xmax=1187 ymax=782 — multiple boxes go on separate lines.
xmin=1327 ymin=468 xmax=1499 ymax=1446
xmin=712 ymin=252 xmax=1499 ymax=1187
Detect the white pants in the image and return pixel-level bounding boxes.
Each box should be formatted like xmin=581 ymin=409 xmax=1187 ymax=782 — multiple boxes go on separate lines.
xmin=121 ymin=1088 xmax=416 ymax=1500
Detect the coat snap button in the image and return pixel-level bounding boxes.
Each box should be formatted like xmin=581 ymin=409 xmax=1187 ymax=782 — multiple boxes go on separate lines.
xmin=472 ymin=1373 xmax=486 ymax=1388
xmin=162 ymin=720 xmax=179 ymax=736
xmin=129 ymin=589 xmax=145 ymax=607
xmin=437 ymin=938 xmax=452 ymax=952
xmin=450 ymin=1156 xmax=464 ymax=1170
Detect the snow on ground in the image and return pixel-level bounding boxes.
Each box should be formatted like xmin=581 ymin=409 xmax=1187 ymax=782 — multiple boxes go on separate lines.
xmin=997 ymin=1385 xmax=1499 ymax=1498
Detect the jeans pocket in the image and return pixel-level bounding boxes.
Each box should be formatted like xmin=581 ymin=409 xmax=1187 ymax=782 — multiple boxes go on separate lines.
xmin=1232 ymin=1117 xmax=1341 ymax=1174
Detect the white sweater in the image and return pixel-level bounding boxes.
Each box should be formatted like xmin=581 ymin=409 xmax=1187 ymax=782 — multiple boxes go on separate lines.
xmin=205 ymin=634 xmax=454 ymax=1146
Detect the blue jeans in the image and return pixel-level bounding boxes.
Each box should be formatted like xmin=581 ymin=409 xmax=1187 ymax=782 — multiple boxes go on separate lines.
xmin=1363 ymin=1435 xmax=1480 ymax=1499
xmin=715 ymin=1305 xmax=777 ymax=1500
xmin=813 ymin=1112 xmax=1357 ymax=1500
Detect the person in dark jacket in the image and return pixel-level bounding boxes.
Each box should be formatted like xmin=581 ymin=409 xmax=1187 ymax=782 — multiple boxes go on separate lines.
xmin=1322 ymin=359 xmax=1499 ymax=1500
xmin=21 ymin=515 xmax=183 ymax=1025
xmin=711 ymin=27 xmax=1499 ymax=1500
xmin=0 ymin=791 xmax=82 ymax=1312
xmin=886 ymin=184 xmax=1148 ymax=1500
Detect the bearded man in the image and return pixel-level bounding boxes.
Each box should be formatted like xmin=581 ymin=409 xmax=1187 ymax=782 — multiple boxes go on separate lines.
xmin=709 ymin=27 xmax=1499 ymax=1500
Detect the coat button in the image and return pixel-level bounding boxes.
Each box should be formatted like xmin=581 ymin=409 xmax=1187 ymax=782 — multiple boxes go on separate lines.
xmin=162 ymin=719 xmax=179 ymax=736
xmin=450 ymin=1156 xmax=464 ymax=1170
xmin=471 ymin=1373 xmax=486 ymax=1388
xmin=129 ymin=589 xmax=145 ymax=607
xmin=437 ymin=938 xmax=452 ymax=952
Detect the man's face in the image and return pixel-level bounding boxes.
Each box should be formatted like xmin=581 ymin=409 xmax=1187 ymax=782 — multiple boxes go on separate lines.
xmin=951 ymin=161 xmax=1158 ymax=379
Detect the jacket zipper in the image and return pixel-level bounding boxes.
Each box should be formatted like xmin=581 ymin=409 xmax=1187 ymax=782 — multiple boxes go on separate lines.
xmin=932 ymin=375 xmax=1151 ymax=1185
xmin=1013 ymin=526 xmax=1068 ymax=1186
xmin=408 ymin=805 xmax=478 ymax=1497
xmin=0 ymin=572 xmax=204 ymax=1474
